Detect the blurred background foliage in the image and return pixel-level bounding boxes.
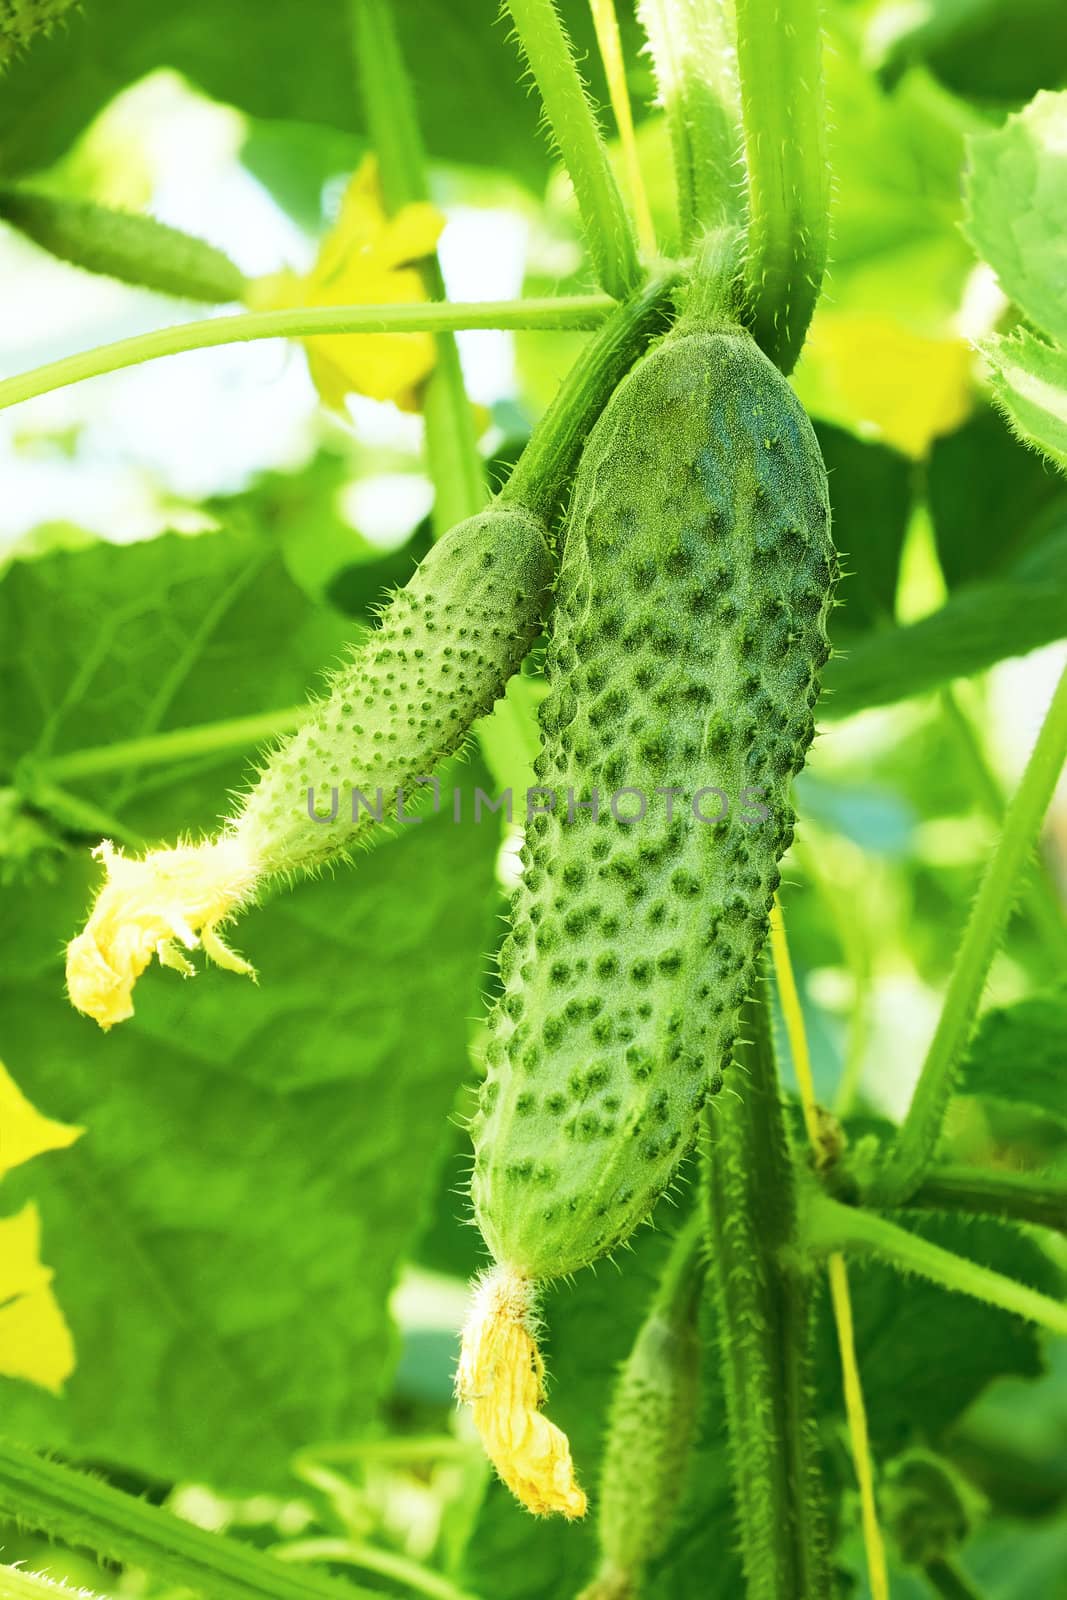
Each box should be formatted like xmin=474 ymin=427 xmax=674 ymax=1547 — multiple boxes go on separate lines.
xmin=0 ymin=2 xmax=1065 ymax=1598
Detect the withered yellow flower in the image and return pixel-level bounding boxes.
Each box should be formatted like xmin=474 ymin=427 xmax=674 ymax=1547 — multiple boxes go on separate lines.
xmin=65 ymin=836 xmax=259 ymax=1030
xmin=456 ymin=1266 xmax=587 ymax=1520
xmin=247 ymin=153 xmax=444 ymax=411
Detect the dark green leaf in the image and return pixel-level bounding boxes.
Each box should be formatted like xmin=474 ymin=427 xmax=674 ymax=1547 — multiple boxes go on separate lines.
xmin=817 ymin=422 xmax=912 ymax=635
xmin=813 ymin=1211 xmax=1064 ymax=1456
xmin=958 ymin=984 xmax=1067 ymax=1130
xmin=927 ymin=404 xmax=1066 ymax=588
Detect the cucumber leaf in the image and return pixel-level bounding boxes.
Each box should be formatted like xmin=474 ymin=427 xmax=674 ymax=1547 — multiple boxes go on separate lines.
xmin=963 ymin=89 xmax=1067 ymax=347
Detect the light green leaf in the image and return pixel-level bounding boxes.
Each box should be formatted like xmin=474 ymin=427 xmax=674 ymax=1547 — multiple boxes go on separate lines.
xmin=0 ymin=525 xmax=499 ymax=1490
xmin=981 ymin=329 xmax=1067 ymax=474
xmin=964 ymin=89 xmax=1067 ymax=346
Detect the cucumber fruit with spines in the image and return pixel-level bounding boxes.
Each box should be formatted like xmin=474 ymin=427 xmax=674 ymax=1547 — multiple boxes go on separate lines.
xmin=471 ymin=317 xmax=838 ymax=1282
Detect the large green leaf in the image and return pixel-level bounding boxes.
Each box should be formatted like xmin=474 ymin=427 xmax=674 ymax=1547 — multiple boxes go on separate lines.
xmin=813 ymin=1211 xmax=1064 ymax=1457
xmin=0 ymin=525 xmax=500 ymax=1490
xmin=0 ymin=0 xmax=630 ymax=190
xmin=963 ymin=89 xmax=1067 ymax=346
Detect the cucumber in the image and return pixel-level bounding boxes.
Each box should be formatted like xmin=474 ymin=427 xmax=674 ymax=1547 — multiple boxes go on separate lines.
xmin=581 ymin=1214 xmax=706 ymax=1599
xmin=0 ymin=189 xmax=248 ymax=303
xmin=229 ymin=505 xmax=552 ymax=876
xmin=471 ymin=322 xmax=837 ymax=1281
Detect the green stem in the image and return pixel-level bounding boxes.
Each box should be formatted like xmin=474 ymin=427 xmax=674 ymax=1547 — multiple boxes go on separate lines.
xmin=350 ymin=0 xmax=483 ymax=532
xmin=0 ymin=1438 xmax=380 ymax=1600
xmin=733 ymin=0 xmax=830 ymax=373
xmin=907 ymin=1163 xmax=1067 ymax=1233
xmin=636 ymin=0 xmax=744 ymax=244
xmin=923 ymin=1555 xmax=986 ymax=1600
xmin=503 ymin=269 xmax=678 ymax=521
xmin=0 ymin=297 xmax=613 ymax=413
xmin=15 ymin=708 xmax=306 ymax=784
xmin=800 ymin=1192 xmax=1067 ymax=1337
xmin=275 ymin=1538 xmax=478 ymax=1600
xmin=941 ymin=686 xmax=1067 ymax=966
xmin=504 ymin=0 xmax=642 ymax=298
xmin=705 ymin=984 xmax=831 ymax=1599
xmin=0 ymin=1568 xmax=105 ymax=1600
xmin=871 ymin=659 xmax=1067 ymax=1206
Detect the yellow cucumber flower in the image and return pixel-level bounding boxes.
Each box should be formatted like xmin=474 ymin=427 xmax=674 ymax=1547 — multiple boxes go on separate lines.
xmin=65 ymin=836 xmax=260 ymax=1030
xmin=0 ymin=1058 xmax=83 ymax=1393
xmin=247 ymin=154 xmax=444 ymax=412
xmin=456 ymin=1266 xmax=587 ymax=1520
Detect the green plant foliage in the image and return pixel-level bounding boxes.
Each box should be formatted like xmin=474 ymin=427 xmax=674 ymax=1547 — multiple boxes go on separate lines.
xmin=0 ymin=528 xmax=500 ymax=1488
xmin=822 ymin=512 xmax=1067 ymax=715
xmin=812 ymin=1210 xmax=1065 ymax=1456
xmin=957 ymin=985 xmax=1067 ymax=1133
xmin=964 ymin=90 xmax=1067 ymax=346
xmin=927 ymin=404 xmax=1066 ymax=587
xmin=981 ymin=330 xmax=1067 ymax=473
xmin=3 ymin=5 xmax=1067 ymax=1597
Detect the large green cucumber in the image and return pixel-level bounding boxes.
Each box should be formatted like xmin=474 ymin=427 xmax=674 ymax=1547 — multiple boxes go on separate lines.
xmin=471 ymin=323 xmax=838 ymax=1280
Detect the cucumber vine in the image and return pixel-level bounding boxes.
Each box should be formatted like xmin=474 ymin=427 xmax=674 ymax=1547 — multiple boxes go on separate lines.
xmin=1 ymin=2 xmax=1065 ymax=1599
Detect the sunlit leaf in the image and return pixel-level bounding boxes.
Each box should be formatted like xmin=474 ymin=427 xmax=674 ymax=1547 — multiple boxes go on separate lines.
xmin=980 ymin=329 xmax=1067 ymax=474
xmin=964 ymin=89 xmax=1067 ymax=346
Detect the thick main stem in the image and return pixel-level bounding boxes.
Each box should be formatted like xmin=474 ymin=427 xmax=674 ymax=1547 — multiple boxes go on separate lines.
xmin=733 ymin=0 xmax=830 ymax=373
xmin=0 ymin=1438 xmax=379 ymax=1600
xmin=704 ymin=985 xmax=831 ymax=1599
xmin=871 ymin=658 xmax=1067 ymax=1206
xmin=505 ymin=0 xmax=642 ymax=298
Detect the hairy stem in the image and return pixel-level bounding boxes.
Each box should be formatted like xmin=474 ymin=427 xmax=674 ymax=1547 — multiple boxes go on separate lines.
xmin=0 ymin=297 xmax=613 ymax=413
xmin=733 ymin=0 xmax=830 ymax=372
xmin=505 ymin=0 xmax=642 ymax=297
xmin=800 ymin=1192 xmax=1067 ymax=1337
xmin=941 ymin=686 xmax=1067 ymax=966
xmin=637 ymin=0 xmax=744 ymax=244
xmin=12 ymin=277 xmax=677 ymax=791
xmin=704 ymin=984 xmax=831 ymax=1599
xmin=0 ymin=1438 xmax=380 ymax=1600
xmin=350 ymin=0 xmax=483 ymax=531
xmin=908 ymin=1163 xmax=1067 ymax=1233
xmin=924 ymin=1555 xmax=986 ymax=1600
xmin=589 ymin=0 xmax=656 ymax=255
xmin=871 ymin=658 xmax=1067 ymax=1206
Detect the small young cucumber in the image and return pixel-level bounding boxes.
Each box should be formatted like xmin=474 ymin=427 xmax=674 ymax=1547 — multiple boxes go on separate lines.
xmin=580 ymin=1214 xmax=706 ymax=1600
xmin=230 ymin=505 xmax=552 ymax=876
xmin=471 ymin=323 xmax=837 ymax=1281
xmin=0 ymin=188 xmax=248 ymax=303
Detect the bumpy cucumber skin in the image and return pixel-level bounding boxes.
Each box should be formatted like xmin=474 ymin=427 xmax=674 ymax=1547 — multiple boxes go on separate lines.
xmin=588 ymin=1309 xmax=702 ymax=1598
xmin=0 ymin=190 xmax=247 ymax=302
xmin=0 ymin=0 xmax=77 ymax=64
xmin=472 ymin=328 xmax=837 ymax=1281
xmin=232 ymin=506 xmax=552 ymax=876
